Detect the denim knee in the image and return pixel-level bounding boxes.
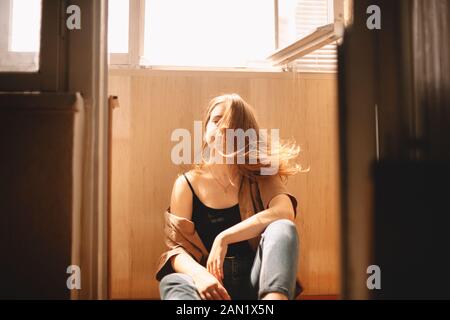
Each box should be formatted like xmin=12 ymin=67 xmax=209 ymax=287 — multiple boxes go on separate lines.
xmin=159 ymin=273 xmax=200 ymax=300
xmin=258 ymin=219 xmax=300 ymax=300
xmin=263 ymin=219 xmax=299 ymax=247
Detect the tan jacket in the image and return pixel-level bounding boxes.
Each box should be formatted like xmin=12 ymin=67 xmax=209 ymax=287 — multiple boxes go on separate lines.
xmin=155 ymin=173 xmax=303 ymax=297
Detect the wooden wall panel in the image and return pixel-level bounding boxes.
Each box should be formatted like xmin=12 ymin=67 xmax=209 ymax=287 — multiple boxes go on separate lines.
xmin=108 ymin=69 xmax=340 ymax=299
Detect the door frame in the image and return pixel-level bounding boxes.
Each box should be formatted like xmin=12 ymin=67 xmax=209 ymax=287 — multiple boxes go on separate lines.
xmin=67 ymin=0 xmax=109 ymax=300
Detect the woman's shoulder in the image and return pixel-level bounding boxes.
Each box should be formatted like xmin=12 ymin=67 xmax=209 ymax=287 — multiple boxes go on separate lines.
xmin=170 ymin=172 xmax=196 ymax=219
xmin=183 ymin=168 xmax=207 ymax=183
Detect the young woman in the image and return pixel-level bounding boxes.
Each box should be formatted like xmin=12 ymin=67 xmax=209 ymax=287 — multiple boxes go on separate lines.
xmin=157 ymin=93 xmax=304 ymax=300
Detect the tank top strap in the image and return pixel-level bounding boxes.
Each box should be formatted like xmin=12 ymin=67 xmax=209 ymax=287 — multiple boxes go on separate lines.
xmin=182 ymin=173 xmax=198 ymax=199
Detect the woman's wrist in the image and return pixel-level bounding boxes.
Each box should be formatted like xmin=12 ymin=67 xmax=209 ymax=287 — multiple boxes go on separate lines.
xmin=191 ymin=266 xmax=210 ymax=280
xmin=218 ymin=230 xmax=232 ymax=245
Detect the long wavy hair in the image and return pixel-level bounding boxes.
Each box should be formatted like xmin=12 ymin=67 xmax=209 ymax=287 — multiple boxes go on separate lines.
xmin=191 ymin=93 xmax=307 ymax=182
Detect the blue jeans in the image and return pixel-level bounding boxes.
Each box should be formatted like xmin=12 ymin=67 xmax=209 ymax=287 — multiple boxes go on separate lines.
xmin=159 ymin=219 xmax=300 ymax=300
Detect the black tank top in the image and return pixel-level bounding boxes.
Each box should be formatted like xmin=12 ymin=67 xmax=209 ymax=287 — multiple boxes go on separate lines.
xmin=183 ymin=173 xmax=254 ymax=258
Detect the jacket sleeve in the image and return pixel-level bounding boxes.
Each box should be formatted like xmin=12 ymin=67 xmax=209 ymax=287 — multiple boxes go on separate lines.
xmin=256 ymin=174 xmax=299 ymax=218
xmin=155 ymin=210 xmax=207 ymax=281
xmin=155 ymin=246 xmax=193 ymax=282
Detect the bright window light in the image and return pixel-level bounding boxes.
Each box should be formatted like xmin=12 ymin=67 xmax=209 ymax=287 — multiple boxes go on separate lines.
xmin=277 ymin=0 xmax=337 ymax=72
xmin=108 ymin=0 xmax=129 ymax=53
xmin=278 ymin=0 xmax=334 ymax=46
xmin=143 ymin=0 xmax=275 ymax=67
xmin=10 ymin=0 xmax=42 ymax=53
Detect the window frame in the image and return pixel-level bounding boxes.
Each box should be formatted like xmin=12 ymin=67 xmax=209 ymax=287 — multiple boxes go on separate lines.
xmin=0 ymin=0 xmax=67 ymax=91
xmin=0 ymin=0 xmax=39 ymax=72
xmin=108 ymin=0 xmax=352 ymax=72
xmin=108 ymin=0 xmax=145 ymax=67
xmin=109 ymin=0 xmax=282 ymax=71
xmin=267 ymin=0 xmax=351 ymax=70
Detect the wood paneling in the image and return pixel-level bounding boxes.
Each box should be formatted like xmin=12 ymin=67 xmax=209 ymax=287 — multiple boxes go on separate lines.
xmin=108 ymin=69 xmax=340 ymax=299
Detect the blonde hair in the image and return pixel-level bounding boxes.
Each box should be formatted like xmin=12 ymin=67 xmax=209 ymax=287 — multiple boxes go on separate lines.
xmin=192 ymin=93 xmax=307 ymax=181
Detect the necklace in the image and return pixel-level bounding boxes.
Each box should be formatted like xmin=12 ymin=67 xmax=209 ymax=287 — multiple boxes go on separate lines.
xmin=208 ymin=167 xmax=239 ymax=193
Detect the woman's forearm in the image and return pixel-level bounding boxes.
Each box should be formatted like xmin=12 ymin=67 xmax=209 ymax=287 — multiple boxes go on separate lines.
xmin=169 ymin=209 xmax=281 ymax=277
xmin=221 ymin=206 xmax=292 ymax=245
xmin=171 ymin=252 xmax=208 ymax=279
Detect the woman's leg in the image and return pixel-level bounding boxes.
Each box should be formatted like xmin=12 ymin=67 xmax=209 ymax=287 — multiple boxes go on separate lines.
xmin=250 ymin=219 xmax=300 ymax=300
xmin=159 ymin=273 xmax=202 ymax=300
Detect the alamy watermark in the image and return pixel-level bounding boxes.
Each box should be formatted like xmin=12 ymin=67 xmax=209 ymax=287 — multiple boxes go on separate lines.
xmin=66 ymin=5 xmax=81 ymax=30
xmin=367 ymin=265 xmax=381 ymax=290
xmin=66 ymin=265 xmax=81 ymax=290
xmin=171 ymin=121 xmax=281 ymax=175
xmin=367 ymin=5 xmax=381 ymax=30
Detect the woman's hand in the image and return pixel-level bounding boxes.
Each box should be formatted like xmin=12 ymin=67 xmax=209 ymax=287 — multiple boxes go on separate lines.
xmin=207 ymin=233 xmax=229 ymax=282
xmin=191 ymin=270 xmax=231 ymax=300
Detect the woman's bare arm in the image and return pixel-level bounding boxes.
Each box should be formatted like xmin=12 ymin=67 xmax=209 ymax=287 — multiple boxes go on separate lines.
xmin=168 ymin=174 xmax=205 ymax=276
xmin=170 ymin=253 xmax=209 ymax=279
xmin=168 ymin=174 xmax=230 ymax=299
xmin=206 ymin=194 xmax=295 ymax=281
xmin=220 ymin=193 xmax=295 ymax=245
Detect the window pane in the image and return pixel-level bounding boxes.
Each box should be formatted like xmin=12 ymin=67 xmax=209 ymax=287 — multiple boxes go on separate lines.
xmin=0 ymin=0 xmax=41 ymax=72
xmin=10 ymin=0 xmax=41 ymax=52
xmin=108 ymin=0 xmax=129 ymax=53
xmin=143 ymin=0 xmax=275 ymax=67
xmin=278 ymin=0 xmax=337 ymax=73
xmin=278 ymin=0 xmax=334 ymax=46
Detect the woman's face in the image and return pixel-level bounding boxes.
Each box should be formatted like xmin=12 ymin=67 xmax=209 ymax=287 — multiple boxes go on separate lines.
xmin=205 ymin=104 xmax=226 ymax=148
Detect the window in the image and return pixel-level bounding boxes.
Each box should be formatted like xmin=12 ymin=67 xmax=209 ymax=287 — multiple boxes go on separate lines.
xmin=278 ymin=0 xmax=338 ymax=72
xmin=0 ymin=0 xmax=66 ymax=91
xmin=0 ymin=0 xmax=42 ymax=72
xmin=108 ymin=0 xmax=129 ymax=54
xmin=142 ymin=0 xmax=275 ymax=68
xmin=107 ymin=0 xmax=143 ymax=66
xmin=108 ymin=0 xmax=351 ymax=72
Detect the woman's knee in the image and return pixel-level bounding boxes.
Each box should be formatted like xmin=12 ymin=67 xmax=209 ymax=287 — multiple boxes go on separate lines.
xmin=263 ymin=219 xmax=299 ymax=247
xmin=159 ymin=273 xmax=199 ymax=300
xmin=160 ymin=273 xmax=196 ymax=288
